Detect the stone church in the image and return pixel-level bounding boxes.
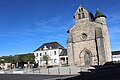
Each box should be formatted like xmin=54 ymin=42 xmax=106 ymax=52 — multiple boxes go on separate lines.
xmin=67 ymin=6 xmax=112 ymax=66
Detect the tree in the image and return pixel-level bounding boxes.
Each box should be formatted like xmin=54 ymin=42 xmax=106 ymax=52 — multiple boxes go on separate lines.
xmin=18 ymin=53 xmax=35 ymax=63
xmin=0 ymin=58 xmax=5 ymax=64
xmin=42 ymin=55 xmax=49 ymax=66
xmin=0 ymin=53 xmax=35 ymax=63
xmin=1 ymin=55 xmax=17 ymax=64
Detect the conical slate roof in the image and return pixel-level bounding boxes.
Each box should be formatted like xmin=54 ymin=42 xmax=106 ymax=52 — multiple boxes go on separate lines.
xmin=95 ymin=9 xmax=106 ymax=19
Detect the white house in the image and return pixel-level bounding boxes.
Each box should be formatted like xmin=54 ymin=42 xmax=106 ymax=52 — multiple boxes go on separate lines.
xmin=34 ymin=42 xmax=68 ymax=66
xmin=112 ymin=51 xmax=120 ymax=62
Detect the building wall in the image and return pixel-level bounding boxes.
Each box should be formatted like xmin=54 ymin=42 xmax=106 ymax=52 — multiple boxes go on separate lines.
xmin=68 ymin=18 xmax=99 ymax=66
xmin=34 ymin=49 xmax=62 ymax=66
xmin=73 ymin=40 xmax=98 ymax=66
xmin=112 ymin=55 xmax=120 ymax=62
xmin=67 ymin=6 xmax=112 ymax=66
xmin=0 ymin=63 xmax=11 ymax=69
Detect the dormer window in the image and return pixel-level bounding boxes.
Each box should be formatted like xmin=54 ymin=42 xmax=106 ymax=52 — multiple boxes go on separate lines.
xmin=50 ymin=46 xmax=52 ymax=49
xmin=43 ymin=46 xmax=48 ymax=50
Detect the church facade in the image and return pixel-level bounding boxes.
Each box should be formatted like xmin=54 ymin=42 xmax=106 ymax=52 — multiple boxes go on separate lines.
xmin=67 ymin=6 xmax=112 ymax=66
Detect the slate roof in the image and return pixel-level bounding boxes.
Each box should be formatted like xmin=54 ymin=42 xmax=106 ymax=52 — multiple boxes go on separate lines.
xmin=112 ymin=51 xmax=120 ymax=55
xmin=95 ymin=9 xmax=106 ymax=19
xmin=89 ymin=12 xmax=94 ymax=21
xmin=34 ymin=42 xmax=65 ymax=51
xmin=59 ymin=49 xmax=67 ymax=56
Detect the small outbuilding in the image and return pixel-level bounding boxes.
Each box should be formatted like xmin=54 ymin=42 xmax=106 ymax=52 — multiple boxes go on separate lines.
xmin=112 ymin=51 xmax=120 ymax=62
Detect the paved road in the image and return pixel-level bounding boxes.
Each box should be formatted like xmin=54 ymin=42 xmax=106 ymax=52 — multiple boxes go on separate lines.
xmin=0 ymin=74 xmax=73 ymax=80
xmin=65 ymin=66 xmax=120 ymax=80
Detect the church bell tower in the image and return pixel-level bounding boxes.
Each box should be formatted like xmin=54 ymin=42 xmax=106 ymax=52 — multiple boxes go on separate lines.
xmin=67 ymin=6 xmax=112 ymax=66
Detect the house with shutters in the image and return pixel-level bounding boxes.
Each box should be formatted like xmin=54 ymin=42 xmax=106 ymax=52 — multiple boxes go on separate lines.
xmin=34 ymin=42 xmax=68 ymax=66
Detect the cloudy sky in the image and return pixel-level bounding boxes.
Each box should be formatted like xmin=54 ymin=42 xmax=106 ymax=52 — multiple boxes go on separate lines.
xmin=0 ymin=0 xmax=120 ymax=56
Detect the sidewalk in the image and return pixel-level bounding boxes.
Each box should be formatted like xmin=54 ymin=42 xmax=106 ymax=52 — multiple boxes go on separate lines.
xmin=0 ymin=66 xmax=95 ymax=75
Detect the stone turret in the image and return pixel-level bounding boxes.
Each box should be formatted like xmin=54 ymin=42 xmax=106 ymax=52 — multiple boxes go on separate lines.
xmin=94 ymin=9 xmax=106 ymax=25
xmin=94 ymin=9 xmax=112 ymax=62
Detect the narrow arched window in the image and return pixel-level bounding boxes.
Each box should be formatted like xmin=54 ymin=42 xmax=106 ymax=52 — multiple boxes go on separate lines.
xmin=78 ymin=14 xmax=81 ymax=19
xmin=82 ymin=13 xmax=85 ymax=18
xmin=79 ymin=9 xmax=81 ymax=12
xmin=81 ymin=8 xmax=83 ymax=11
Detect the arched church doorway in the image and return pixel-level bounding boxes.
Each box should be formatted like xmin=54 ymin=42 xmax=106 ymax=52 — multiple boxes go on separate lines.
xmin=80 ymin=48 xmax=92 ymax=66
xmin=84 ymin=51 xmax=91 ymax=65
